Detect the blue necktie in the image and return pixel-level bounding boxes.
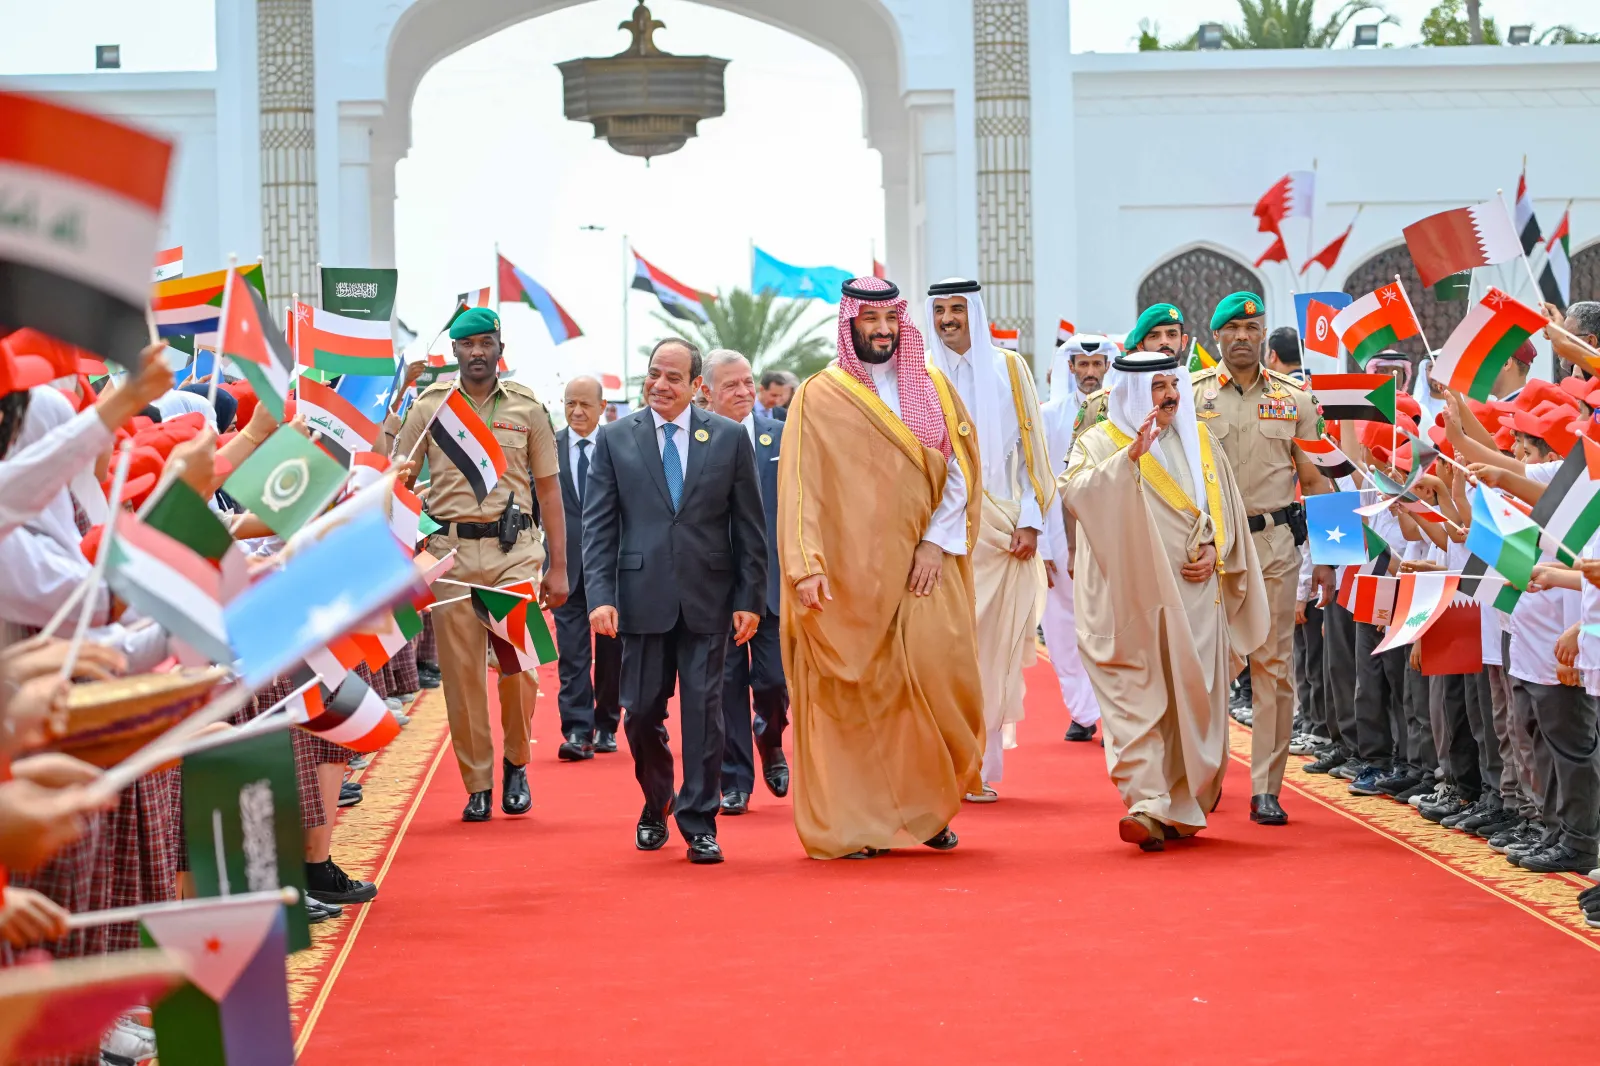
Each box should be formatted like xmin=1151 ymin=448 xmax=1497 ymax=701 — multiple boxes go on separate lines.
xmin=662 ymin=423 xmax=683 ymax=512
xmin=576 ymin=438 xmax=590 ymax=507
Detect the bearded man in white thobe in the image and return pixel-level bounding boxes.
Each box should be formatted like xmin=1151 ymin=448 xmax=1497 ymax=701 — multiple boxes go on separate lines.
xmin=925 ymin=278 xmax=1053 ymax=801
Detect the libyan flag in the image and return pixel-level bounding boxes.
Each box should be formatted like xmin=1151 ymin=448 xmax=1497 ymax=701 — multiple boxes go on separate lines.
xmin=472 ymin=582 xmax=557 ymax=675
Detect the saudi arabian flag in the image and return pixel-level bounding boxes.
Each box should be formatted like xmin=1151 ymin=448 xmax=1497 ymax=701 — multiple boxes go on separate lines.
xmin=1466 ymin=484 xmax=1541 ymax=590
xmin=319 ymin=266 xmax=397 ymax=323
xmin=471 ymin=581 xmax=557 ymax=675
xmin=223 ymin=426 xmax=348 ymax=540
xmin=1530 ymin=434 xmax=1600 ymax=565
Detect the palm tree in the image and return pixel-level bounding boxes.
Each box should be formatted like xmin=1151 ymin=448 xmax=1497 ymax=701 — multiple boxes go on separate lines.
xmin=646 ymin=287 xmax=835 ymax=381
xmin=1150 ymin=0 xmax=1396 ymax=49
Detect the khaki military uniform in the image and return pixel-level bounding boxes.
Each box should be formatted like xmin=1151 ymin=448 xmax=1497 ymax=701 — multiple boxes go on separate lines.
xmin=1191 ymin=364 xmax=1319 ymax=796
xmin=393 ymin=379 xmax=560 ymax=794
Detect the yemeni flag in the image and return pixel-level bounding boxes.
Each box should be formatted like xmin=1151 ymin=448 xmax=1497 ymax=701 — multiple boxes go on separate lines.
xmin=296 ymin=376 xmax=379 ymax=466
xmin=1466 ymin=484 xmax=1542 ymax=590
xmin=0 ymin=92 xmax=173 ymax=369
xmin=1372 ymin=573 xmax=1461 ymax=653
xmin=105 ymin=512 xmax=233 ymax=664
xmin=1430 ymin=288 xmax=1550 ymax=402
xmin=497 ymin=254 xmax=582 ymax=344
xmin=1530 ymin=434 xmax=1600 ymax=565
xmin=1514 ymin=167 xmax=1543 ymax=255
xmin=1310 ymin=373 xmax=1396 ymax=424
xmin=1458 ymin=556 xmax=1521 ymax=614
xmin=472 ymin=581 xmax=557 ymax=675
xmin=152 ymin=264 xmax=267 ymax=341
xmin=1403 ymin=199 xmax=1524 ymax=288
xmin=219 ymin=270 xmax=294 ymax=420
xmin=990 ymin=324 xmax=1019 ymax=351
xmin=1346 ymin=574 xmax=1399 ymax=626
xmin=153 ymin=245 xmax=183 ymax=282
xmin=1294 ymin=435 xmax=1356 ymax=479
xmin=1539 ymin=206 xmax=1572 ymax=311
xmin=1057 ymin=319 xmax=1075 ymax=344
xmin=1330 ymin=282 xmax=1421 ymax=367
xmin=631 ymin=249 xmax=711 ymax=323
xmin=427 ymin=390 xmax=506 ymax=503
xmin=293 ymin=301 xmax=395 ymax=377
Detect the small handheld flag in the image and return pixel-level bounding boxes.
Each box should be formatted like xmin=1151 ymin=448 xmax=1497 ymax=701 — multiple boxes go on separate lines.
xmin=1466 ymin=484 xmax=1542 ymax=590
xmin=1309 ymin=373 xmax=1397 ymax=424
xmin=472 ymin=581 xmax=558 ymax=674
xmin=427 ymin=390 xmax=507 ymax=503
xmin=1304 ymin=492 xmax=1369 ymax=566
xmin=220 ymin=271 xmax=295 ymax=420
xmin=498 ymin=253 xmax=584 ymax=343
xmin=297 ymin=376 xmax=380 ymax=466
xmin=1372 ymin=573 xmax=1461 ymax=654
xmin=1294 ymin=436 xmax=1356 ymax=480
xmin=1430 ymin=288 xmax=1551 ymax=402
xmin=223 ymin=426 xmax=349 ymax=539
xmin=1330 ymin=283 xmax=1420 ymax=368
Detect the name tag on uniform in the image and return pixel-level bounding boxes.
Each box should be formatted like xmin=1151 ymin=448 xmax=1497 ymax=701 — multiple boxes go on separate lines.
xmin=493 ymin=421 xmax=528 ymax=433
xmin=1257 ymin=401 xmax=1297 ymax=421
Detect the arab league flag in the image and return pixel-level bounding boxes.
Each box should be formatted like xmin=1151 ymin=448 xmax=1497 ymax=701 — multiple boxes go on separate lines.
xmin=428 ymin=390 xmax=507 ymax=503
xmin=751 ymin=246 xmax=853 ymax=304
xmin=1466 ymin=484 xmax=1541 ymax=590
xmin=1305 ymin=492 xmax=1369 ymax=565
xmin=223 ymin=426 xmax=348 ymax=539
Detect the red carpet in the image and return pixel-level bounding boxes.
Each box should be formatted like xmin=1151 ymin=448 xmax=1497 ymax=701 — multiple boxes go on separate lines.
xmin=297 ymin=661 xmax=1598 ymax=1064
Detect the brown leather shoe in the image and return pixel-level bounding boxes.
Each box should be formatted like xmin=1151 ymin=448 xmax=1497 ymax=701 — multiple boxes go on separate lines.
xmin=1118 ymin=813 xmax=1164 ymax=851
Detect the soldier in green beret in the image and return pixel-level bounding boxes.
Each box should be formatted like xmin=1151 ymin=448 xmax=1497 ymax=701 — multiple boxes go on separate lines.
xmin=1069 ymin=303 xmax=1187 ymax=441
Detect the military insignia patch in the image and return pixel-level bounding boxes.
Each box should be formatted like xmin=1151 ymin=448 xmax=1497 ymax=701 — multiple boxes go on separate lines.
xmin=1073 ymin=408 xmax=1086 ymax=433
xmin=1244 ymin=299 xmax=1257 ymax=315
xmin=1167 ymin=308 xmax=1180 ymax=320
xmin=758 ymin=433 xmax=773 ymax=446
xmin=694 ymin=428 xmax=710 ymax=442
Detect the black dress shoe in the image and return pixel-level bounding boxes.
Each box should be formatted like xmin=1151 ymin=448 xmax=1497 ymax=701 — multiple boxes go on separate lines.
xmin=759 ymin=745 xmax=789 ymax=798
xmin=1250 ymin=794 xmax=1288 ymax=825
xmin=501 ymin=758 xmax=531 ymax=815
xmin=636 ymin=807 xmax=668 ymax=851
xmin=418 ymin=662 xmax=442 ymax=689
xmin=1517 ymin=842 xmax=1600 ymax=874
xmin=720 ymin=790 xmax=750 ymax=815
xmin=558 ymin=731 xmax=595 ymax=761
xmin=593 ymin=730 xmax=618 ymax=754
xmin=462 ymin=790 xmax=492 ymax=822
xmin=924 ymin=826 xmax=959 ymax=850
xmin=1064 ymin=721 xmax=1097 ymax=742
xmin=686 ymin=834 xmax=724 ymax=864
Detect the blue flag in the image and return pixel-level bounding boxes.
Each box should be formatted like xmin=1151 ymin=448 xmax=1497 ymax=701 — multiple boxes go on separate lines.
xmin=1294 ymin=290 xmax=1353 ymax=337
xmin=172 ymin=348 xmax=221 ymax=388
xmin=751 ymin=247 xmax=852 ymax=304
xmin=336 ymin=361 xmax=402 ymax=423
xmin=1305 ymin=491 xmax=1369 ymax=566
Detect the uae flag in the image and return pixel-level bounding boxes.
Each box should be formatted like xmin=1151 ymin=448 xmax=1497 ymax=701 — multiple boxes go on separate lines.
xmin=152 ymin=245 xmax=183 ymax=282
xmin=1309 ymin=373 xmax=1397 ymax=424
xmin=1430 ymin=288 xmax=1550 ymax=402
xmin=472 ymin=581 xmax=557 ymax=675
xmin=1330 ymin=282 xmax=1420 ymax=367
xmin=0 ymin=93 xmax=172 ymax=369
xmin=631 ymin=249 xmax=711 ymax=322
xmin=105 ymin=512 xmax=233 ymax=665
xmin=428 ymin=389 xmax=506 ymax=502
xmin=1403 ymin=199 xmax=1524 ymax=288
xmin=1457 ymin=557 xmax=1520 ymax=614
xmin=1514 ymin=168 xmax=1543 ymax=254
xmin=1466 ymin=484 xmax=1541 ymax=590
xmin=990 ymin=324 xmax=1019 ymax=351
xmin=1530 ymin=433 xmax=1600 ymax=565
xmin=296 ymin=376 xmax=379 ymax=466
xmin=1294 ymin=435 xmax=1356 ymax=479
xmin=293 ymin=301 xmax=396 ymax=377
xmin=1372 ymin=572 xmax=1461 ymax=653
xmin=1539 ymin=206 xmax=1572 ymax=310
xmin=1346 ymin=574 xmax=1399 ymax=627
xmin=498 ymin=254 xmax=582 ymax=344
xmin=219 ymin=269 xmax=294 ymax=420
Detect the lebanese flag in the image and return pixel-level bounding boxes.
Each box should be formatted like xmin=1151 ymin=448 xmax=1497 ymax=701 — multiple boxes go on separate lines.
xmin=220 ymin=269 xmax=294 ymax=420
xmin=152 ymin=245 xmax=183 ymax=282
xmin=1310 ymin=373 xmax=1397 ymax=424
xmin=990 ymin=324 xmax=1019 ymax=351
xmin=498 ymin=254 xmax=582 ymax=344
xmin=1347 ymin=573 xmax=1399 ymax=626
xmin=1301 ymin=213 xmax=1357 ymax=274
xmin=1403 ymin=199 xmax=1524 ymax=287
xmin=1430 ymin=288 xmax=1550 ymax=402
xmin=427 ymin=389 xmax=506 ymax=503
xmin=1303 ymin=297 xmax=1342 ymax=357
xmin=1514 ymin=168 xmax=1542 ymax=254
xmin=1057 ymin=319 xmax=1075 ymax=344
xmin=1254 ymin=232 xmax=1288 ymax=268
xmin=1330 ymin=282 xmax=1421 ymax=367
xmin=1372 ymin=572 xmax=1461 ymax=653
xmin=294 ymin=301 xmax=396 ymax=377
xmin=631 ymin=249 xmax=711 ymax=323
xmin=1253 ymin=170 xmax=1315 ymax=233
xmin=1294 ymin=435 xmax=1356 ymax=479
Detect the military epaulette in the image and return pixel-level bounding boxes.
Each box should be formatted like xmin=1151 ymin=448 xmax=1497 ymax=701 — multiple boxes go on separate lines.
xmin=1190 ymin=365 xmax=1221 ymax=382
xmin=1070 ymin=388 xmax=1109 ymax=435
xmin=1264 ymin=367 xmax=1312 ymax=395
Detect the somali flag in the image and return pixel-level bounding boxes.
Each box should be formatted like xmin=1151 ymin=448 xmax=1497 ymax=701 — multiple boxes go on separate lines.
xmin=752 ymin=247 xmax=853 ymax=304
xmin=336 ymin=361 xmax=402 ymax=421
xmin=1305 ymin=491 xmax=1369 ymax=566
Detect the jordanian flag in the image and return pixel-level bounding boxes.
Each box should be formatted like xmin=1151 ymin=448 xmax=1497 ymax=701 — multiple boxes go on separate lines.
xmin=1431 ymin=288 xmax=1550 ymax=402
xmin=472 ymin=581 xmax=557 ymax=675
xmin=297 ymin=376 xmax=379 ymax=466
xmin=1330 ymin=282 xmax=1421 ymax=368
xmin=1294 ymin=435 xmax=1356 ymax=480
xmin=428 ymin=390 xmax=506 ymax=503
xmin=1530 ymin=433 xmax=1600 ymax=565
xmin=1466 ymin=484 xmax=1541 ymax=590
xmin=1310 ymin=373 xmax=1396 ymax=424
xmin=293 ymin=302 xmax=396 ymax=377
xmin=1372 ymin=572 xmax=1461 ymax=654
xmin=105 ymin=512 xmax=233 ymax=664
xmin=219 ymin=269 xmax=294 ymax=420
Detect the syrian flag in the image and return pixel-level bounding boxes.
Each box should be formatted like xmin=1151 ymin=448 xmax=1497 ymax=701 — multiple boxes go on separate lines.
xmin=1294 ymin=435 xmax=1356 ymax=479
xmin=428 ymin=389 xmax=506 ymax=503
xmin=1430 ymin=288 xmax=1551 ymax=402
xmin=296 ymin=376 xmax=379 ymax=466
xmin=990 ymin=324 xmax=1019 ymax=351
xmin=1254 ymin=232 xmax=1289 ymax=268
xmin=289 ymin=667 xmax=398 ymax=753
xmin=152 ymin=245 xmax=183 ymax=282
xmin=1301 ymin=212 xmax=1358 ymax=274
xmin=1514 ymin=168 xmax=1543 ymax=255
xmin=1057 ymin=319 xmax=1075 ymax=344
xmin=104 ymin=512 xmax=232 ymax=664
xmin=1253 ymin=170 xmax=1315 ymax=233
xmin=1466 ymin=484 xmax=1542 ymax=590
xmin=1530 ymin=434 xmax=1600 ymax=565
xmin=0 ymin=92 xmax=173 ymax=369
xmin=631 ymin=249 xmax=711 ymax=322
xmin=472 ymin=581 xmax=557 ymax=675
xmin=498 ymin=254 xmax=582 ymax=344
xmin=294 ymin=301 xmax=396 ymax=377
xmin=1403 ymin=199 xmax=1525 ymax=288
xmin=1539 ymin=206 xmax=1572 ymax=311
xmin=220 ymin=270 xmax=294 ymax=420
xmin=1346 ymin=574 xmax=1399 ymax=626
xmin=1310 ymin=373 xmax=1397 ymax=424
xmin=1330 ymin=282 xmax=1421 ymax=367
xmin=1372 ymin=572 xmax=1461 ymax=653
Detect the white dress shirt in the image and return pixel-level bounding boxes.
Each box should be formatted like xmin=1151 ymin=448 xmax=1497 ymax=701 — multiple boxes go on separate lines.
xmin=0 ymin=408 xmax=113 ymax=544
xmin=567 ymin=425 xmax=599 ymax=498
xmin=867 ymin=361 xmax=968 ymax=556
xmin=740 ymin=412 xmax=758 ymax=448
xmin=1510 ymin=459 xmax=1571 ymax=685
xmin=650 ymin=405 xmax=692 ymax=484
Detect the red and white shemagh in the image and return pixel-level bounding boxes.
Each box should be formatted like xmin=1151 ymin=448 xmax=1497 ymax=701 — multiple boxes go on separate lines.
xmin=834 ymin=276 xmax=952 ymax=459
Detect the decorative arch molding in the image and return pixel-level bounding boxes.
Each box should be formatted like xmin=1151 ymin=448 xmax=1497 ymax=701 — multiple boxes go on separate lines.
xmin=1135 ymin=243 xmax=1264 ymax=342
xmin=1570 ymin=238 xmax=1600 ymax=306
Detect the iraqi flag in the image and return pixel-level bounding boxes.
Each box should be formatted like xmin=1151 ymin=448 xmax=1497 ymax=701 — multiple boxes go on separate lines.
xmin=1514 ymin=167 xmax=1543 ymax=255
xmin=1294 ymin=435 xmax=1356 ymax=479
xmin=152 ymin=245 xmax=183 ymax=282
xmin=1253 ymin=170 xmax=1315 ymax=233
xmin=104 ymin=512 xmax=233 ymax=665
xmin=631 ymin=249 xmax=710 ymax=323
xmin=472 ymin=580 xmax=557 ymax=675
xmin=1466 ymin=484 xmax=1541 ymax=590
xmin=1540 ymin=207 xmax=1572 ymax=311
xmin=428 ymin=389 xmax=506 ymax=503
xmin=1330 ymin=282 xmax=1421 ymax=367
xmin=296 ymin=376 xmax=379 ymax=466
xmin=1403 ymin=199 xmax=1524 ymax=288
xmin=990 ymin=324 xmax=1019 ymax=351
xmin=1530 ymin=433 xmax=1600 ymax=566
xmin=1372 ymin=572 xmax=1461 ymax=654
xmin=294 ymin=301 xmax=396 ymax=377
xmin=498 ymin=254 xmax=582 ymax=344
xmin=220 ymin=270 xmax=294 ymax=420
xmin=1310 ymin=373 xmax=1397 ymax=424
xmin=0 ymin=92 xmax=173 ymax=369
xmin=1430 ymin=288 xmax=1550 ymax=402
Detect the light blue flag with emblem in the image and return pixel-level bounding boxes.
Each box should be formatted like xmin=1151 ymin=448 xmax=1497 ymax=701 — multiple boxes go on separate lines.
xmin=751 ymin=247 xmax=853 ymax=304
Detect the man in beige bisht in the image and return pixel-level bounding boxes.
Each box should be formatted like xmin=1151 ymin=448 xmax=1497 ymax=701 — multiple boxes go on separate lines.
xmin=778 ymin=275 xmax=985 ymax=860
xmin=925 ymin=279 xmax=1052 ymax=801
xmin=1061 ymin=349 xmax=1268 ymax=851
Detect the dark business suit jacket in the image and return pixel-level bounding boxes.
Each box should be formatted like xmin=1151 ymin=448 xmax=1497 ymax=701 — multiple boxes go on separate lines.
xmin=554 ymin=426 xmax=589 ymax=591
xmin=582 ymin=405 xmax=766 ymax=635
xmin=749 ymin=413 xmax=783 ymax=616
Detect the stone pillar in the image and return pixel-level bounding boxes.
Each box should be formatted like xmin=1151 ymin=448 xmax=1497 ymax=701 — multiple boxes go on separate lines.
xmin=257 ymin=0 xmax=319 ymax=315
xmin=972 ymin=0 xmax=1035 ymax=362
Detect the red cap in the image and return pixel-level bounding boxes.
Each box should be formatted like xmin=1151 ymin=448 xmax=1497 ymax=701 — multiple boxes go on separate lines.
xmin=0 ymin=328 xmax=85 ymax=395
xmin=1395 ymin=391 xmax=1422 ymax=419
xmin=1518 ymin=378 xmax=1576 ymax=413
xmin=1494 ymin=426 xmax=1515 ymax=451
xmin=1507 ymin=407 xmax=1579 ymax=456
xmin=1511 ymin=339 xmax=1536 ymax=366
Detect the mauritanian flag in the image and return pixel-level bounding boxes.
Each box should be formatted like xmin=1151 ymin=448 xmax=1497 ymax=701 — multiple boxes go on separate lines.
xmin=1530 ymin=433 xmax=1600 ymax=565
xmin=1403 ymin=199 xmax=1524 ymax=288
xmin=1466 ymin=484 xmax=1542 ymax=590
xmin=1372 ymin=572 xmax=1461 ymax=653
xmin=0 ymin=92 xmax=172 ymax=369
xmin=1540 ymin=206 xmax=1572 ymax=310
xmin=293 ymin=302 xmax=395 ymax=376
xmin=220 ymin=269 xmax=294 ymax=420
xmin=1294 ymin=435 xmax=1356 ymax=479
xmin=1430 ymin=288 xmax=1551 ymax=402
xmin=1330 ymin=282 xmax=1420 ymax=367
xmin=428 ymin=390 xmax=506 ymax=503
xmin=296 ymin=376 xmax=379 ymax=466
xmin=1309 ymin=373 xmax=1396 ymax=424
xmin=105 ymin=512 xmax=232 ymax=664
xmin=498 ymin=254 xmax=583 ymax=344
xmin=631 ymin=249 xmax=711 ymax=323
xmin=990 ymin=324 xmax=1019 ymax=351
xmin=472 ymin=581 xmax=557 ymax=675
xmin=152 ymin=245 xmax=183 ymax=281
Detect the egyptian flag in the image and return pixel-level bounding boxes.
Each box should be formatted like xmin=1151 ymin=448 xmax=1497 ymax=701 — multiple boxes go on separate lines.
xmin=428 ymin=389 xmax=506 ymax=502
xmin=1294 ymin=435 xmax=1356 ymax=480
xmin=1345 ymin=573 xmax=1399 ymax=626
xmin=631 ymin=250 xmax=711 ymax=323
xmin=0 ymin=93 xmax=173 ymax=368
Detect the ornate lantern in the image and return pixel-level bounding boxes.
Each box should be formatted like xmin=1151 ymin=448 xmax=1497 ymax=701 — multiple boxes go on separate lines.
xmin=557 ymin=3 xmax=729 ymax=162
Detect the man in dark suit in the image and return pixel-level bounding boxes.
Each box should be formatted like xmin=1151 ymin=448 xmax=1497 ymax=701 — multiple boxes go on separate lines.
xmin=703 ymin=350 xmax=789 ymax=816
xmin=756 ymin=369 xmax=796 ymax=421
xmin=584 ymin=339 xmax=767 ymax=864
xmin=551 ymin=375 xmax=622 ymax=760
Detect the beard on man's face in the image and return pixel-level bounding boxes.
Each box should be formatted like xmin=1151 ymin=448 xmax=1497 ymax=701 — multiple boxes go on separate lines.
xmin=852 ymin=323 xmax=899 ymax=365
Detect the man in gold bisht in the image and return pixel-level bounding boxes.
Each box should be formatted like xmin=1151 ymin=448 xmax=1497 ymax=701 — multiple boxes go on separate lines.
xmin=1061 ymin=348 xmax=1268 ymax=852
xmin=777 ymin=275 xmax=985 ymax=859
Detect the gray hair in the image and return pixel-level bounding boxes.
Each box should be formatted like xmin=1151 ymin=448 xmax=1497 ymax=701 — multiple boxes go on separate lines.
xmin=704 ymin=348 xmax=751 ymax=386
xmin=1569 ymin=301 xmax=1600 ymax=342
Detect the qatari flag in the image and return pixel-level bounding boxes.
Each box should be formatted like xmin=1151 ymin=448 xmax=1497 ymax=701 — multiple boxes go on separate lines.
xmin=0 ymin=93 xmax=173 ymax=368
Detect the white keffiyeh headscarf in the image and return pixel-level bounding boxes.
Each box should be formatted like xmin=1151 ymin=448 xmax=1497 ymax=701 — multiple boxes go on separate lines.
xmin=1107 ymin=350 xmax=1203 ymax=499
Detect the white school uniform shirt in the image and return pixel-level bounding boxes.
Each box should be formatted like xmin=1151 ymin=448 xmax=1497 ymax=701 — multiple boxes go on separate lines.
xmin=1509 ymin=460 xmax=1575 ymax=686
xmin=1578 ymin=527 xmax=1600 ymax=694
xmin=867 ymin=360 xmax=968 ymax=556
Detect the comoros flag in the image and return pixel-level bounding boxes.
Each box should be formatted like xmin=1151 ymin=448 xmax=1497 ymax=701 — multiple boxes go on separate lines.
xmin=472 ymin=581 xmax=557 ymax=675
xmin=428 ymin=389 xmax=507 ymax=503
xmin=498 ymin=254 xmax=582 ymax=344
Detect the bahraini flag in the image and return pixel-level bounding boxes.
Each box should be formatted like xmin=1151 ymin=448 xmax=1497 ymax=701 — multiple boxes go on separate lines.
xmin=1403 ymin=199 xmax=1524 ymax=288
xmin=1466 ymin=484 xmax=1541 ymax=590
xmin=294 ymin=301 xmax=395 ymax=377
xmin=1309 ymin=373 xmax=1397 ymax=424
xmin=428 ymin=389 xmax=506 ymax=503
xmin=1330 ymin=282 xmax=1420 ymax=368
xmin=105 ymin=512 xmax=232 ymax=664
xmin=1372 ymin=572 xmax=1461 ymax=653
xmin=1430 ymin=288 xmax=1550 ymax=402
xmin=1530 ymin=434 xmax=1600 ymax=565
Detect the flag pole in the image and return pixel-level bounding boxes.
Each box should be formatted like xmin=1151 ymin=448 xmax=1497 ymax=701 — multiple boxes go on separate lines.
xmin=57 ymin=442 xmax=132 ymax=682
xmin=1305 ymin=158 xmax=1318 ymax=280
xmin=208 ymin=254 xmax=237 ymax=407
xmin=436 ymin=578 xmax=535 ymax=600
xmin=65 ymin=887 xmax=300 ymax=931
xmin=421 ymin=592 xmax=472 ymax=612
xmin=621 ymin=233 xmax=631 ymax=401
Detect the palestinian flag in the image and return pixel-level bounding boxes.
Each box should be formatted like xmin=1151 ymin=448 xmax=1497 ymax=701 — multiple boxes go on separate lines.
xmin=498 ymin=254 xmax=582 ymax=344
xmin=1456 ymin=557 xmax=1520 ymax=613
xmin=293 ymin=301 xmax=396 ymax=377
xmin=219 ymin=270 xmax=294 ymax=419
xmin=297 ymin=376 xmax=379 ymax=466
xmin=1466 ymin=484 xmax=1541 ymax=590
xmin=289 ymin=668 xmax=398 ymax=753
xmin=1310 ymin=373 xmax=1396 ymax=424
xmin=1530 ymin=434 xmax=1600 ymax=565
xmin=1539 ymin=206 xmax=1571 ymax=311
xmin=1346 ymin=574 xmax=1399 ymax=626
xmin=347 ymin=603 xmax=423 ymax=673
xmin=990 ymin=324 xmax=1019 ymax=351
xmin=631 ymin=249 xmax=711 ymax=323
xmin=1514 ymin=168 xmax=1543 ymax=255
xmin=104 ymin=512 xmax=232 ymax=664
xmin=472 ymin=581 xmax=557 ymax=675
xmin=1330 ymin=282 xmax=1421 ymax=367
xmin=151 ymin=264 xmax=267 ymax=341
xmin=1294 ymin=436 xmax=1356 ymax=480
xmin=0 ymin=93 xmax=172 ymax=369
xmin=152 ymin=245 xmax=183 ymax=282
xmin=1403 ymin=199 xmax=1524 ymax=288
xmin=1188 ymin=342 xmax=1216 ymax=373
xmin=427 ymin=389 xmax=506 ymax=503
xmin=1372 ymin=572 xmax=1461 ymax=653
xmin=140 ymin=479 xmax=249 ymax=602
xmin=1430 ymin=288 xmax=1549 ymax=402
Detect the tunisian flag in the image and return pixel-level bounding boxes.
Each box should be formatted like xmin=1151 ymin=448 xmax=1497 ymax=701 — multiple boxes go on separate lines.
xmin=1403 ymin=199 xmax=1524 ymax=287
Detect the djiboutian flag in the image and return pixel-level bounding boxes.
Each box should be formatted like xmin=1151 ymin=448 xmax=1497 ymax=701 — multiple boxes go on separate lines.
xmin=0 ymin=92 xmax=172 ymax=368
xmin=1372 ymin=572 xmax=1461 ymax=653
xmin=428 ymin=390 xmax=506 ymax=503
xmin=1330 ymin=282 xmax=1420 ymax=367
xmin=296 ymin=376 xmax=379 ymax=466
xmin=1309 ymin=373 xmax=1397 ymax=424
xmin=105 ymin=513 xmax=233 ymax=665
xmin=1403 ymin=199 xmax=1524 ymax=288
xmin=1530 ymin=433 xmax=1600 ymax=565
xmin=1430 ymin=288 xmax=1551 ymax=402
xmin=632 ymin=249 xmax=711 ymax=323
xmin=293 ymin=302 xmax=395 ymax=377
xmin=498 ymin=254 xmax=582 ymax=344
xmin=1466 ymin=484 xmax=1541 ymax=590
xmin=472 ymin=581 xmax=557 ymax=675
xmin=220 ymin=271 xmax=294 ymax=420
xmin=1294 ymin=435 xmax=1356 ymax=479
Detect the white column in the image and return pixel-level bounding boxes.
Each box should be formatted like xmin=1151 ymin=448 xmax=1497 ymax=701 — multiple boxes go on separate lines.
xmin=213 ymin=0 xmax=261 ymax=263
xmin=1028 ymin=0 xmax=1073 ymax=378
xmin=909 ymin=90 xmax=960 ymax=295
xmin=972 ymin=0 xmax=1035 ymax=363
xmin=336 ymin=102 xmax=383 ymax=268
xmin=257 ymin=0 xmax=320 ymax=315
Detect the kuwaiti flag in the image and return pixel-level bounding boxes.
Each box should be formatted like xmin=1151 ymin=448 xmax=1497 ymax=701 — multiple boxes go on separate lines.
xmin=631 ymin=249 xmax=711 ymax=323
xmin=1403 ymin=199 xmax=1524 ymax=288
xmin=428 ymin=390 xmax=506 ymax=503
xmin=1372 ymin=572 xmax=1461 ymax=653
xmin=0 ymin=92 xmax=172 ymax=369
xmin=152 ymin=263 xmax=267 ymax=341
xmin=1310 ymin=373 xmax=1397 ymax=424
xmin=1430 ymin=288 xmax=1551 ymax=402
xmin=1305 ymin=491 xmax=1369 ymax=565
xmin=472 ymin=581 xmax=557 ymax=675
xmin=1330 ymin=282 xmax=1421 ymax=367
xmin=498 ymin=254 xmax=582 ymax=344
xmin=140 ymin=478 xmax=249 ymax=602
xmin=294 ymin=302 xmax=395 ymax=377
xmin=1295 ymin=290 xmax=1353 ymax=358
xmin=1057 ymin=319 xmax=1075 ymax=344
xmin=152 ymin=245 xmax=183 ymax=282
xmin=1540 ymin=206 xmax=1572 ymax=310
xmin=220 ymin=270 xmax=295 ymax=420
xmin=1253 ymin=170 xmax=1315 ymax=233
xmin=288 ymin=666 xmax=399 ymax=753
xmin=1530 ymin=433 xmax=1600 ymax=565
xmin=990 ymin=324 xmax=1019 ymax=351
xmin=1347 ymin=573 xmax=1399 ymax=626
xmin=297 ymin=376 xmax=379 ymax=466
xmin=1514 ymin=167 xmax=1543 ymax=255
xmin=1294 ymin=435 xmax=1356 ymax=480
xmin=105 ymin=512 xmax=233 ymax=664
xmin=1466 ymin=483 xmax=1542 ymax=590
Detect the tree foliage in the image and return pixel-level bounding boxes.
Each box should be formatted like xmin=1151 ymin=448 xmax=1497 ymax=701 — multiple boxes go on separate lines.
xmin=645 ymin=287 xmax=835 ymax=382
xmin=1419 ymin=0 xmax=1499 ymax=45
xmin=1141 ymin=0 xmax=1397 ymax=49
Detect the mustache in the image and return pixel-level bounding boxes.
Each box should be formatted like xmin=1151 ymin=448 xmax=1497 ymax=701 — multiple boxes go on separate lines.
xmin=1158 ymin=399 xmax=1179 ymax=411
